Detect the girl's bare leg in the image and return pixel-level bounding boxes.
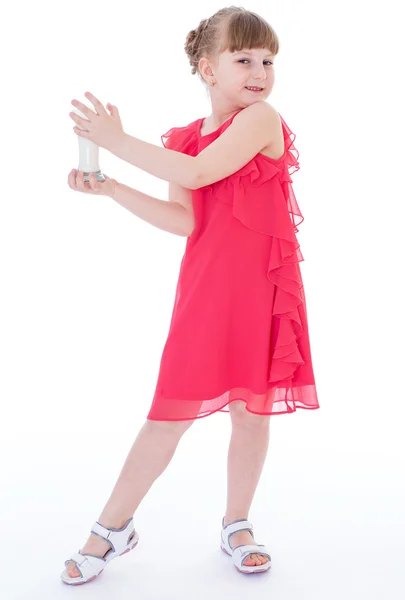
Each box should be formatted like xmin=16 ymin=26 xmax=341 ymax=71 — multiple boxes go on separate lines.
xmin=223 ymin=400 xmax=272 ymax=567
xmin=65 ymin=418 xmax=194 ymax=578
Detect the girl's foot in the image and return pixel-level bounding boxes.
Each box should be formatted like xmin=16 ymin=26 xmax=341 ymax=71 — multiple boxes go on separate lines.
xmin=65 ymin=521 xmax=137 ymax=579
xmin=223 ymin=520 xmax=270 ymax=567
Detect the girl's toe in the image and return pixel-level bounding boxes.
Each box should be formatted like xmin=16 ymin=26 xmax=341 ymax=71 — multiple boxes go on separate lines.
xmin=242 ymin=551 xmax=270 ymax=567
xmin=66 ymin=562 xmax=80 ymax=577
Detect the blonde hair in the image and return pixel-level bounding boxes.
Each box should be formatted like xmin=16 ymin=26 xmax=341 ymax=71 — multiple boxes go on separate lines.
xmin=184 ymin=6 xmax=279 ymax=84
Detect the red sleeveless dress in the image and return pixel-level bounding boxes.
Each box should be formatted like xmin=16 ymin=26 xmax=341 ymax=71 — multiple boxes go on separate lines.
xmin=147 ymin=110 xmax=320 ymax=421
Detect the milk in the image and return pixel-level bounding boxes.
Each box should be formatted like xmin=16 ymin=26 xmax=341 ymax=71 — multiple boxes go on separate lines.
xmin=72 ymin=107 xmax=105 ymax=182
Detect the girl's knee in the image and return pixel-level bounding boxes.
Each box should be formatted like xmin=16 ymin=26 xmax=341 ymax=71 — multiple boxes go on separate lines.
xmin=228 ymin=400 xmax=270 ymax=428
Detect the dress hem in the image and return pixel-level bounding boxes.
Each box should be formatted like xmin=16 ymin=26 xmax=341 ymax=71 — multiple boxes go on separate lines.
xmin=146 ymin=396 xmax=320 ymax=422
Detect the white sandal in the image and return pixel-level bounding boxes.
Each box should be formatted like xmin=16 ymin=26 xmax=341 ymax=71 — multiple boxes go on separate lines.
xmin=60 ymin=517 xmax=139 ymax=585
xmin=220 ymin=517 xmax=272 ymax=574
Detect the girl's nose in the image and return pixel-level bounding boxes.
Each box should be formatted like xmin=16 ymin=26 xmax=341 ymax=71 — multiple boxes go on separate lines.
xmin=252 ymin=66 xmax=266 ymax=78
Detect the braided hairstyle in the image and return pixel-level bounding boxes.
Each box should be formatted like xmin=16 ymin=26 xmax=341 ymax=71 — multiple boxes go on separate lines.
xmin=184 ymin=6 xmax=280 ymax=85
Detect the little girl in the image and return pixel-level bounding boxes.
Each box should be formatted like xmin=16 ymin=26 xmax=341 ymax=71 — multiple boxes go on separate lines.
xmin=62 ymin=6 xmax=319 ymax=583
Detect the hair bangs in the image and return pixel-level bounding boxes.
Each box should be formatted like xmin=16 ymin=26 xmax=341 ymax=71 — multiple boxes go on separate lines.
xmin=219 ymin=11 xmax=279 ymax=56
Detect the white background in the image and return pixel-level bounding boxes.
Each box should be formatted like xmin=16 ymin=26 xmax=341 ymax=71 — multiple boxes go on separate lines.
xmin=1 ymin=0 xmax=404 ymax=598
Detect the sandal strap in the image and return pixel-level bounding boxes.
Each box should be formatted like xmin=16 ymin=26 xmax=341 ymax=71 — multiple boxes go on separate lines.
xmin=64 ymin=551 xmax=105 ymax=579
xmin=90 ymin=517 xmax=135 ymax=554
xmin=232 ymin=544 xmax=272 ymax=568
xmin=221 ymin=519 xmax=253 ymax=553
xmin=222 ymin=518 xmax=253 ymax=535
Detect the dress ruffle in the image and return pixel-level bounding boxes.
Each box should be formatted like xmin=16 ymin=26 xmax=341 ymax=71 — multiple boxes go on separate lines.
xmin=161 ymin=121 xmax=201 ymax=155
xmin=158 ymin=112 xmax=317 ymax=410
xmin=200 ymin=118 xmax=307 ymax=398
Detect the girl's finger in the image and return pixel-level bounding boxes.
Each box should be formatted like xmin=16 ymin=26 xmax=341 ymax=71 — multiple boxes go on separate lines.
xmin=89 ymin=172 xmax=100 ymax=191
xmin=107 ymin=103 xmax=121 ymax=122
xmin=77 ymin=171 xmax=86 ymax=190
xmin=68 ymin=169 xmax=76 ymax=188
xmin=72 ymin=169 xmax=80 ymax=189
xmin=90 ymin=173 xmax=97 ymax=189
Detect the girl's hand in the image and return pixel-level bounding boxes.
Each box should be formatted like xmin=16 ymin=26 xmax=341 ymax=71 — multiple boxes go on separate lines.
xmin=70 ymin=92 xmax=125 ymax=152
xmin=67 ymin=169 xmax=117 ymax=197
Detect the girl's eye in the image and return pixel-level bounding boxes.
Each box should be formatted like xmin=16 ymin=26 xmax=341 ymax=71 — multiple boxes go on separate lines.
xmin=238 ymin=59 xmax=273 ymax=65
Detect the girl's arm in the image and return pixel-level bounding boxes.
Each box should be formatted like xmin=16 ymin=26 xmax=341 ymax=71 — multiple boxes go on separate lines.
xmin=108 ymin=102 xmax=278 ymax=189
xmin=109 ymin=182 xmax=193 ymax=237
xmin=110 ymin=135 xmax=198 ymax=189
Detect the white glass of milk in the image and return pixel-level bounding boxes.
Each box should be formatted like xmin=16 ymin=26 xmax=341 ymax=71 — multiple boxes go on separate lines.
xmin=72 ymin=107 xmax=106 ymax=182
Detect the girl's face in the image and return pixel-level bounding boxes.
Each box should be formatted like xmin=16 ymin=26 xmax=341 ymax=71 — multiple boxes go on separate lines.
xmin=211 ymin=48 xmax=275 ymax=105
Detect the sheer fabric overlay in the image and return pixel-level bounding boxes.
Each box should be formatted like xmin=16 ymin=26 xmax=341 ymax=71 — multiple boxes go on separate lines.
xmin=147 ymin=110 xmax=319 ymax=420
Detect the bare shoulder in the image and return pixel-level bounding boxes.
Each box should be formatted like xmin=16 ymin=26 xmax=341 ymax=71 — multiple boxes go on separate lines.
xmin=234 ymin=100 xmax=280 ymax=127
xmin=235 ymin=102 xmax=284 ymax=160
